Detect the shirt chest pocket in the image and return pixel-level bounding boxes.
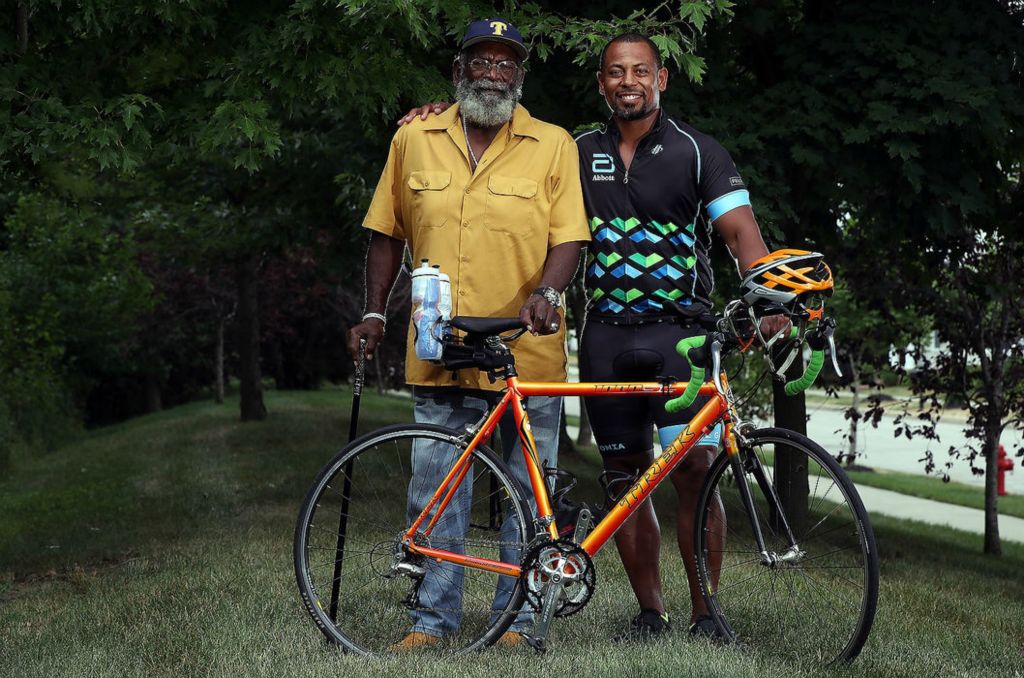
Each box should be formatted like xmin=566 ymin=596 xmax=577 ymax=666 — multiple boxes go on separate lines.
xmin=407 ymin=170 xmax=451 ymax=230
xmin=485 ymin=175 xmax=540 ymax=237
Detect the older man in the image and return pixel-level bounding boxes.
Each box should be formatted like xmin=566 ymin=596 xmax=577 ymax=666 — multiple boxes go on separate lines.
xmin=347 ymin=18 xmax=589 ymax=649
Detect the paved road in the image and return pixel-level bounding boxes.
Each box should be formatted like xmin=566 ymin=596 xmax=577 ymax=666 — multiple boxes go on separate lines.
xmin=855 ymin=484 xmax=1024 ymax=543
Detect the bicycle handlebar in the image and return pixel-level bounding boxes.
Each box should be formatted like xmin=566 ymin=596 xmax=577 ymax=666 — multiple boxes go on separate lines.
xmin=784 ymin=349 xmax=824 ymax=395
xmin=664 ymin=335 xmax=708 ymax=413
xmin=784 ymin=317 xmax=835 ymax=395
xmin=663 ymin=315 xmax=838 ymax=412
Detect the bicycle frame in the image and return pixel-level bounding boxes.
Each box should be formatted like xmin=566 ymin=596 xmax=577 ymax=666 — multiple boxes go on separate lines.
xmin=402 ymin=375 xmax=741 ymax=578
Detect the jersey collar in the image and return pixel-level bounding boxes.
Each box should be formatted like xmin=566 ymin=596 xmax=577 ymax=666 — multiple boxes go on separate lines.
xmin=606 ymin=107 xmax=666 ymax=140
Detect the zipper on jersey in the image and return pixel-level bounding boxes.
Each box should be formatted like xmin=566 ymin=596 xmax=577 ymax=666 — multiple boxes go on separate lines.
xmin=622 ymin=130 xmax=656 ymax=185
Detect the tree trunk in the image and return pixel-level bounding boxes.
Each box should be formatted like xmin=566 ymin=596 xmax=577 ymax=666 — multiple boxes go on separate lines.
xmin=983 ymin=424 xmax=1002 ymax=555
xmin=214 ymin=317 xmax=225 ymax=404
xmin=143 ymin=374 xmax=162 ymax=414
xmin=372 ymin=347 xmax=386 ymax=395
xmin=846 ymin=360 xmax=861 ymax=466
xmin=773 ymin=344 xmax=809 ymax=531
xmin=235 ymin=254 xmax=266 ymax=421
xmin=16 ymin=3 xmax=28 ymax=54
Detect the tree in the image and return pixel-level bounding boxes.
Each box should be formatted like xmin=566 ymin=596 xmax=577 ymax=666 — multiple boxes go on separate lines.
xmin=826 ymin=280 xmax=930 ymax=466
xmin=664 ymin=0 xmax=1023 ymax=552
xmin=0 ymin=192 xmax=153 ymax=452
xmin=894 ymin=228 xmax=1024 ymax=556
xmin=4 ymin=1 xmax=732 ymax=429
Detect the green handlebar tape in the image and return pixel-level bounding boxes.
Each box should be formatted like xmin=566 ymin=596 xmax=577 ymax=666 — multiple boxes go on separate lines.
xmin=784 ymin=349 xmax=824 ymax=396
xmin=665 ymin=335 xmax=707 ymax=413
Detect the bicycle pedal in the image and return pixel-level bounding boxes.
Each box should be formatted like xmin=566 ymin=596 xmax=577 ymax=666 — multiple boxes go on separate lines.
xmin=522 ymin=634 xmax=546 ymax=654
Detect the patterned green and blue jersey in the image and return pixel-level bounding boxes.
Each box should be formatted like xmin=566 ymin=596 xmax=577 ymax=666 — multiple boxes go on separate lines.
xmin=575 ymin=111 xmax=750 ymax=316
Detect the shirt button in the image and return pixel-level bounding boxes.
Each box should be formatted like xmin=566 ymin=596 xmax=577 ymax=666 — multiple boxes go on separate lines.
xmin=459 ymin=289 xmax=466 ymax=296
xmin=462 ymin=221 xmax=469 ymax=228
xmin=464 ymin=187 xmax=470 ymax=194
xmin=461 ymin=255 xmax=469 ymax=262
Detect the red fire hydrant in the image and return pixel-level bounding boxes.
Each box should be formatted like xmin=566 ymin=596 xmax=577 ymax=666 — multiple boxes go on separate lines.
xmin=997 ymin=445 xmax=1014 ymax=497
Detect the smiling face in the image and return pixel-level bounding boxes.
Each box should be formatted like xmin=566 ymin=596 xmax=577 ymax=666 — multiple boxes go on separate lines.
xmin=597 ymin=40 xmax=668 ymax=121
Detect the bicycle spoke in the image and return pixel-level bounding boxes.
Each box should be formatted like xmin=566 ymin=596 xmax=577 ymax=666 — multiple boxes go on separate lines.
xmin=696 ymin=430 xmax=878 ymax=665
xmin=295 ymin=427 xmax=532 ymax=654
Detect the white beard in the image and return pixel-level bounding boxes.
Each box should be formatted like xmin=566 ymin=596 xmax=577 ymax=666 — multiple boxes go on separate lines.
xmin=456 ymin=77 xmax=522 ymax=128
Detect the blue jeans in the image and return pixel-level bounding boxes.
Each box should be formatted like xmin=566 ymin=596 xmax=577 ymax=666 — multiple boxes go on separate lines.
xmin=408 ymin=386 xmax=561 ymax=637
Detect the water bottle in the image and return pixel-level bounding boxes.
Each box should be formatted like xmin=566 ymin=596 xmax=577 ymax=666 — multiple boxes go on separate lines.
xmin=410 ymin=259 xmax=433 ymax=308
xmin=437 ymin=272 xmax=452 ymax=341
xmin=414 ymin=268 xmax=443 ymax=362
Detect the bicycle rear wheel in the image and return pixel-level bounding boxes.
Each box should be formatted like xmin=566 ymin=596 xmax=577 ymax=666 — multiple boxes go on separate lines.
xmin=294 ymin=424 xmax=534 ymax=654
xmin=694 ymin=427 xmax=879 ymax=664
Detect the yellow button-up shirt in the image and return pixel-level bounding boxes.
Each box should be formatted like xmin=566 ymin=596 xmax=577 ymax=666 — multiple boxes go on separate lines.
xmin=363 ymin=104 xmax=590 ymax=390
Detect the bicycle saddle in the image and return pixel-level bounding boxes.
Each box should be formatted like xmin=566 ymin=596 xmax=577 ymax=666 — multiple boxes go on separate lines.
xmin=450 ymin=316 xmax=525 ymax=336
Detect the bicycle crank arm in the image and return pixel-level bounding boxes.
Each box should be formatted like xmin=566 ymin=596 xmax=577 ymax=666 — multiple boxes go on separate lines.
xmin=572 ymin=508 xmax=593 ymax=544
xmin=527 ymin=574 xmax=565 ymax=653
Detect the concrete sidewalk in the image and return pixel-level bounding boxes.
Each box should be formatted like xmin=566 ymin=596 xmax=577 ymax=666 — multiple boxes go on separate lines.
xmin=854 ymin=484 xmax=1024 ymax=543
xmin=564 ymin=423 xmax=1024 ymax=544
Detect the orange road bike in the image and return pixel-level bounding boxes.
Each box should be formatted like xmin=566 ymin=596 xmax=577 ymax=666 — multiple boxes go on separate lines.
xmin=294 ymin=303 xmax=879 ymax=663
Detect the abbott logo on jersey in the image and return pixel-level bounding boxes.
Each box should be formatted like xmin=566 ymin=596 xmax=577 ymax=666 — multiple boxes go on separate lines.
xmin=591 ymin=153 xmax=616 ymax=181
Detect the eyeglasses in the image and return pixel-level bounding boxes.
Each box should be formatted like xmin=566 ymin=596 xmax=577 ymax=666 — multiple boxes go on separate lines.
xmin=466 ymin=57 xmax=519 ymax=78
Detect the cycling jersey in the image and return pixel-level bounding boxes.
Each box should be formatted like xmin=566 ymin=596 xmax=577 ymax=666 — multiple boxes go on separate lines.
xmin=575 ymin=110 xmax=750 ymax=316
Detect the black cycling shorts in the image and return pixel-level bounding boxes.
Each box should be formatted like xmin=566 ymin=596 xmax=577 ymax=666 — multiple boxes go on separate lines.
xmin=579 ymin=318 xmax=722 ymax=457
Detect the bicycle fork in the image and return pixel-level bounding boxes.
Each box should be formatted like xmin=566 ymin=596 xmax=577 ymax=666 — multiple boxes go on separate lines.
xmin=729 ymin=449 xmax=805 ymax=567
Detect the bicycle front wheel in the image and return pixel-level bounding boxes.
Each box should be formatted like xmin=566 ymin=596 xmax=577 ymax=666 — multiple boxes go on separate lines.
xmin=695 ymin=427 xmax=879 ymax=664
xmin=294 ymin=424 xmax=534 ymax=654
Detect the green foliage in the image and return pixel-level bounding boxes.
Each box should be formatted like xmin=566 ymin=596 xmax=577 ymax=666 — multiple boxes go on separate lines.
xmin=0 ymin=193 xmax=154 ymax=457
xmin=520 ymin=0 xmax=732 ymax=71
xmin=2 ymin=194 xmax=153 ymax=370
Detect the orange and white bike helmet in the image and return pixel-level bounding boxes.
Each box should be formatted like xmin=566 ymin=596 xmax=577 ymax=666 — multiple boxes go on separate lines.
xmin=727 ymin=249 xmax=836 ymax=375
xmin=739 ymin=249 xmax=834 ymax=310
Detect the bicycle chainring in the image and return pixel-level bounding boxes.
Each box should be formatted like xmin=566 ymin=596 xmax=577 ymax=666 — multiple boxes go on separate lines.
xmin=521 ymin=539 xmax=596 ymax=618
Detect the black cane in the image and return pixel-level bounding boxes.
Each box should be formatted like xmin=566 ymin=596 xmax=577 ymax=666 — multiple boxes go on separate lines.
xmin=328 ymin=338 xmax=366 ymax=622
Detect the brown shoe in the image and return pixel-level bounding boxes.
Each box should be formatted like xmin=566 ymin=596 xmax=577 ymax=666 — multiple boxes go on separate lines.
xmin=494 ymin=631 xmax=526 ymax=648
xmin=390 ymin=631 xmax=441 ymax=651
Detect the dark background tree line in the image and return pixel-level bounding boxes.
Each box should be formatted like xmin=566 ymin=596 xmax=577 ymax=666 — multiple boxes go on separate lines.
xmin=2 ymin=0 xmax=1022 ymax=552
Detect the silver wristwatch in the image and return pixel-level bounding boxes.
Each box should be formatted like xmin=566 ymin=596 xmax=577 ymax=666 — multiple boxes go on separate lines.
xmin=532 ymin=286 xmax=562 ymax=308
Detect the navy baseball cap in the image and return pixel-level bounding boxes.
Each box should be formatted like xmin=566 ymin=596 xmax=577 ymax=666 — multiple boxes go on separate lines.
xmin=460 ymin=18 xmax=529 ymax=61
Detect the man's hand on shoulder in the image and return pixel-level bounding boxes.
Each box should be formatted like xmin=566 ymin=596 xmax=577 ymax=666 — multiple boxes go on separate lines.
xmin=397 ymin=102 xmax=451 ymax=126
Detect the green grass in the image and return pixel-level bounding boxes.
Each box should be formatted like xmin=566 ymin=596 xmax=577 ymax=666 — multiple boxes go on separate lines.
xmin=2 ymin=388 xmax=1023 ymax=677
xmin=845 ymin=467 xmax=1024 ymax=520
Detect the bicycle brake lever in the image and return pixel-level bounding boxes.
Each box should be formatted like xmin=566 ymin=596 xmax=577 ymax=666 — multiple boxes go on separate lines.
xmin=710 ymin=335 xmax=725 ymax=395
xmin=827 ymin=332 xmax=843 ymax=378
